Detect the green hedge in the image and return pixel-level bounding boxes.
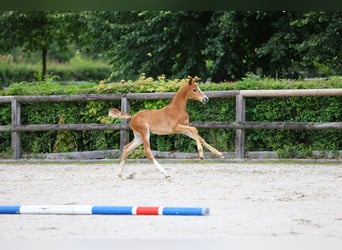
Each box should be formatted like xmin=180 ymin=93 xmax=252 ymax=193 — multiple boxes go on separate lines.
xmin=0 ymin=76 xmax=341 ymax=158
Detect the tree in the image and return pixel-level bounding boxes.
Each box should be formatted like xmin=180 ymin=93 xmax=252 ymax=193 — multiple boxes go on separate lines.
xmin=87 ymin=11 xmax=213 ymax=81
xmin=204 ymin=11 xmax=285 ymax=81
xmin=3 ymin=11 xmax=337 ymax=83
xmin=0 ymin=11 xmax=87 ymax=80
xmin=87 ymin=11 xmax=288 ymax=81
xmin=255 ymin=11 xmax=342 ymax=77
xmin=86 ymin=11 xmax=295 ymax=81
xmin=87 ymin=11 xmax=341 ymax=81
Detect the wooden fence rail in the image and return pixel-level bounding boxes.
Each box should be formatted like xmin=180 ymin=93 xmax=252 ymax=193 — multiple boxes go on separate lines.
xmin=0 ymin=89 xmax=341 ymax=160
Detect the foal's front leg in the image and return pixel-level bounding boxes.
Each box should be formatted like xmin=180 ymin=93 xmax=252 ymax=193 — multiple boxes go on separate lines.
xmin=174 ymin=124 xmax=204 ymax=159
xmin=198 ymin=135 xmax=225 ymax=158
xmin=182 ymin=131 xmax=224 ymax=159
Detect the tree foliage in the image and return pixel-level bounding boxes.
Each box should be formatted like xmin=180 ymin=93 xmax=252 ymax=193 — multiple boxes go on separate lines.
xmin=0 ymin=11 xmax=88 ymax=80
xmin=0 ymin=11 xmax=341 ymax=82
xmin=86 ymin=11 xmax=341 ymax=82
xmin=256 ymin=11 xmax=342 ymax=77
xmin=86 ymin=11 xmax=212 ymax=80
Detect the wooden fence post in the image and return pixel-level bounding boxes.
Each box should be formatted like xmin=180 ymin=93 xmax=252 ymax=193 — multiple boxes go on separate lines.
xmin=11 ymin=99 xmax=21 ymax=159
xmin=235 ymin=94 xmax=245 ymax=158
xmin=120 ymin=95 xmax=130 ymax=153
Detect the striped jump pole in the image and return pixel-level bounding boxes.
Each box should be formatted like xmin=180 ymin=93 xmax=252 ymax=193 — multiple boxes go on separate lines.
xmin=0 ymin=205 xmax=209 ymax=216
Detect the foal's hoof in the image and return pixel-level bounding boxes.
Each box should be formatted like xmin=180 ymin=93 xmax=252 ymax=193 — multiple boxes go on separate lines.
xmin=127 ymin=173 xmax=136 ymax=179
xmin=118 ymin=173 xmax=136 ymax=180
xmin=219 ymin=154 xmax=225 ymax=159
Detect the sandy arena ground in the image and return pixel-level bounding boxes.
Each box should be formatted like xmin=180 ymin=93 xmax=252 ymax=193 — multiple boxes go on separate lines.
xmin=0 ymin=160 xmax=342 ymax=239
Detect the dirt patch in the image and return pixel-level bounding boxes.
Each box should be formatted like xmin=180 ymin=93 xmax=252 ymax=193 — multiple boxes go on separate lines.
xmin=0 ymin=161 xmax=342 ymax=239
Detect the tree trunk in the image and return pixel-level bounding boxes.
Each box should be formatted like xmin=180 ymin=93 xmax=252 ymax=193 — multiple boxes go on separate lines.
xmin=42 ymin=46 xmax=47 ymax=81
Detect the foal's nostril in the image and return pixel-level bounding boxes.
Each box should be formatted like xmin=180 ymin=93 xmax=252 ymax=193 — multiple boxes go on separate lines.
xmin=202 ymin=97 xmax=209 ymax=104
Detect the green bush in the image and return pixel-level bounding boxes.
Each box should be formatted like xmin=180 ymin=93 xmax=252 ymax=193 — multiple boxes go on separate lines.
xmin=0 ymin=75 xmax=341 ymax=158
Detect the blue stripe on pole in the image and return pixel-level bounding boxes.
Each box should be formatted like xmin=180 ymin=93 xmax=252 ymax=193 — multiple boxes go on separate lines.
xmin=162 ymin=207 xmax=209 ymax=216
xmin=0 ymin=205 xmax=21 ymax=214
xmin=92 ymin=206 xmax=133 ymax=215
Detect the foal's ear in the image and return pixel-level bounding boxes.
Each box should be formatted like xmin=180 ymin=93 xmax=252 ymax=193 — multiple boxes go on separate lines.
xmin=188 ymin=76 xmax=195 ymax=85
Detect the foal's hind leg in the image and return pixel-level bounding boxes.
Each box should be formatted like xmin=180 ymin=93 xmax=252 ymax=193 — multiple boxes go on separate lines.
xmin=118 ymin=132 xmax=142 ymax=178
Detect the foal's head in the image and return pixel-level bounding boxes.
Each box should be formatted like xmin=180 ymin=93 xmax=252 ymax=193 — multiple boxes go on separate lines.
xmin=186 ymin=77 xmax=209 ymax=104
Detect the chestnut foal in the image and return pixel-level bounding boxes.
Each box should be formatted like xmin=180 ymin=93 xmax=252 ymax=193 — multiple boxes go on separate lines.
xmin=109 ymin=77 xmax=224 ymax=179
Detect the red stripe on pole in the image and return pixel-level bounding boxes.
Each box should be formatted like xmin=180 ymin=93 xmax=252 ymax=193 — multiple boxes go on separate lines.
xmin=136 ymin=206 xmax=159 ymax=215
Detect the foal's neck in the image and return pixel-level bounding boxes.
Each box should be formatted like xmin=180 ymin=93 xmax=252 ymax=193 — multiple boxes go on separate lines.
xmin=169 ymin=85 xmax=188 ymax=111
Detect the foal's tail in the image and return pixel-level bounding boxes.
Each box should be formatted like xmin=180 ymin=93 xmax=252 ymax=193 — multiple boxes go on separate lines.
xmin=108 ymin=108 xmax=131 ymax=119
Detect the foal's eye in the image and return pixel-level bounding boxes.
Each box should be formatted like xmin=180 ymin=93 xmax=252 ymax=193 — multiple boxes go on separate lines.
xmin=193 ymin=88 xmax=197 ymax=92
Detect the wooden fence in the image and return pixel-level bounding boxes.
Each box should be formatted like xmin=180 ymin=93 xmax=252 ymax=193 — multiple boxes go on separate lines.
xmin=0 ymin=89 xmax=342 ymax=160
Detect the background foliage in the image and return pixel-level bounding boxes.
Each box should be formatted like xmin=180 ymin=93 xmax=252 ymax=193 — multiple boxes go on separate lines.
xmin=0 ymin=11 xmax=341 ymax=158
xmin=0 ymin=76 xmax=341 ymax=159
xmin=0 ymin=11 xmax=341 ymax=85
xmin=86 ymin=11 xmax=342 ymax=81
xmin=0 ymin=11 xmax=88 ymax=80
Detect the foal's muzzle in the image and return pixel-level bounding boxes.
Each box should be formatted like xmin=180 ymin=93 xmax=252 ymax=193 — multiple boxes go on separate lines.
xmin=202 ymin=96 xmax=209 ymax=104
